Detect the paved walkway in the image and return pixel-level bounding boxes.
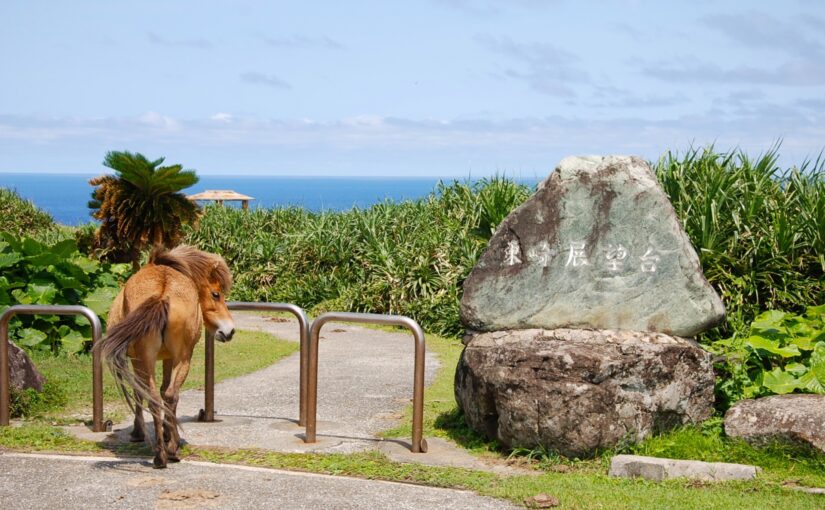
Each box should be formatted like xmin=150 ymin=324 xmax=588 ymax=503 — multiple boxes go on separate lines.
xmin=173 ymin=312 xmax=440 ymax=454
xmin=0 ymin=452 xmax=518 ymax=510
xmin=73 ymin=312 xmax=517 ymax=472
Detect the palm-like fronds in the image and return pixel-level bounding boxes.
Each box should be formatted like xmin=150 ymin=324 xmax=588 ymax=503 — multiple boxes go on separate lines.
xmin=89 ymin=151 xmax=200 ymax=264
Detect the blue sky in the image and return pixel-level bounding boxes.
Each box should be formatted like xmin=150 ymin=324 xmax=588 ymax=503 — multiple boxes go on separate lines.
xmin=1 ymin=0 xmax=823 ymax=177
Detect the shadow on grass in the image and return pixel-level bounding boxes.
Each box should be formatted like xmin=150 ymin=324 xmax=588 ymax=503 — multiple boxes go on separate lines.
xmin=432 ymin=407 xmax=500 ymax=452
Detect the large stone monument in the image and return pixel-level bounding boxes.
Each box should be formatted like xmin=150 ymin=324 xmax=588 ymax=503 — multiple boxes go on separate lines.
xmin=455 ymin=156 xmax=724 ymax=457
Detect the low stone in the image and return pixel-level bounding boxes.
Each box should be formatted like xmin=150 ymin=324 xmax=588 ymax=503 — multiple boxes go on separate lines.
xmin=524 ymin=493 xmax=560 ymax=508
xmin=724 ymin=394 xmax=825 ymax=454
xmin=8 ymin=341 xmax=45 ymax=392
xmin=609 ymin=455 xmax=760 ymax=482
xmin=454 ymin=329 xmax=714 ymax=457
xmin=460 ymin=155 xmax=725 ymax=337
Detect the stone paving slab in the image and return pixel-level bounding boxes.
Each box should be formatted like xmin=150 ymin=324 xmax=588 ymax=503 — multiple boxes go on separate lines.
xmin=0 ymin=452 xmax=519 ymax=510
xmin=609 ymin=454 xmax=760 ymax=482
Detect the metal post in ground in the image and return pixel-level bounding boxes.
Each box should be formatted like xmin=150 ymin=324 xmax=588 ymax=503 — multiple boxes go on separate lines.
xmin=198 ymin=302 xmax=310 ymax=425
xmin=1 ymin=305 xmax=105 ymax=432
xmin=304 ymin=312 xmax=428 ymax=453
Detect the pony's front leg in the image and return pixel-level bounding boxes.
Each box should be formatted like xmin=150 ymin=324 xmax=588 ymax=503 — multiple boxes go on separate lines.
xmin=162 ymin=358 xmax=191 ymax=462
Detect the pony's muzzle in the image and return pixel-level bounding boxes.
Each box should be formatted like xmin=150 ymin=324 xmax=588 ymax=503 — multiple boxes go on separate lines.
xmin=216 ymin=328 xmax=235 ymax=342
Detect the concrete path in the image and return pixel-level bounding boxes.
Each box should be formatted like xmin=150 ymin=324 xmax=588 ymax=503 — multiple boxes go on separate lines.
xmin=0 ymin=452 xmax=519 ymax=510
xmin=166 ymin=312 xmax=437 ymax=453
xmin=71 ymin=312 xmax=524 ymax=473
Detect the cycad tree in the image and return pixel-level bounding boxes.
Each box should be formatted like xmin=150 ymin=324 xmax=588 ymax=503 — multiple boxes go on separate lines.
xmin=89 ymin=151 xmax=200 ymax=266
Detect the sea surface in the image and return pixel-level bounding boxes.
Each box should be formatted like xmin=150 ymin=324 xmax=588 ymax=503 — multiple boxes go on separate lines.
xmin=0 ymin=173 xmax=456 ymax=226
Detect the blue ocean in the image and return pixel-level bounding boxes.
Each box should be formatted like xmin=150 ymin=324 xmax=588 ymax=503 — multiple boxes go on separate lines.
xmin=0 ymin=173 xmax=455 ymax=226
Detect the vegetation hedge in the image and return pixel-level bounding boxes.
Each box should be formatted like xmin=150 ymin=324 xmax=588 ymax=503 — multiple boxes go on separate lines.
xmin=0 ymin=188 xmax=57 ymax=239
xmin=186 ymin=148 xmax=825 ymax=343
xmin=184 ymin=176 xmax=529 ymax=337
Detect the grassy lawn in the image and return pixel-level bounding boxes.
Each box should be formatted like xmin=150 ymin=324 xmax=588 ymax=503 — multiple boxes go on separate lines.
xmin=3 ymin=327 xmax=824 ymax=509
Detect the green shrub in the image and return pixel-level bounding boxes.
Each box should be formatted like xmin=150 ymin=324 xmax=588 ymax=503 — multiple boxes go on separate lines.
xmin=710 ymin=305 xmax=825 ymax=409
xmin=655 ymin=147 xmax=825 ymax=340
xmin=10 ymin=381 xmax=67 ymax=418
xmin=0 ymin=233 xmax=129 ymax=353
xmin=0 ymin=188 xmax=57 ymax=238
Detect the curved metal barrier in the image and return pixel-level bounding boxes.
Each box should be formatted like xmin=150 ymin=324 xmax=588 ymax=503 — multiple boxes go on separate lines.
xmin=0 ymin=305 xmax=105 ymax=432
xmin=198 ymin=302 xmax=310 ymax=425
xmin=305 ymin=312 xmax=428 ymax=453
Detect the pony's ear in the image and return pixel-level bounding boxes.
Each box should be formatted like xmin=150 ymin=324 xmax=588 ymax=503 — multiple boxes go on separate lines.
xmin=209 ymin=261 xmax=222 ymax=281
xmin=209 ymin=259 xmax=232 ymax=292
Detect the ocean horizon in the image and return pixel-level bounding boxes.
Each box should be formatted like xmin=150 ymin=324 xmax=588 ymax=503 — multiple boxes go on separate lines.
xmin=0 ymin=173 xmax=522 ymax=226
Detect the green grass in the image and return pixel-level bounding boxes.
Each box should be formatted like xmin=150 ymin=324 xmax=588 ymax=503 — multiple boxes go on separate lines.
xmin=15 ymin=329 xmax=298 ymax=423
xmin=0 ymin=187 xmax=58 ymax=239
xmin=381 ymin=332 xmax=825 ymax=490
xmin=187 ymin=447 xmax=825 ymax=509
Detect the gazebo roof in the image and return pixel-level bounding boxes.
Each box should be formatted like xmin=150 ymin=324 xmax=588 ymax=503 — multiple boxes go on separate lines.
xmin=187 ymin=190 xmax=255 ymax=201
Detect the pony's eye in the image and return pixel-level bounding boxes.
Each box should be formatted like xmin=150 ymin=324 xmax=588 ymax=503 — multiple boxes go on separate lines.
xmin=211 ymin=291 xmax=220 ymax=299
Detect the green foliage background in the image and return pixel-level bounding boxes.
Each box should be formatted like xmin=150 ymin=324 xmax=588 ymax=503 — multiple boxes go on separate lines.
xmin=0 ymin=234 xmax=128 ymax=353
xmin=185 ymin=148 xmax=825 ymax=341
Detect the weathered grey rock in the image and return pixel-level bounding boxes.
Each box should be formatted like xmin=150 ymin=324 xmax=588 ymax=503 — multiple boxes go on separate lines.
xmin=8 ymin=341 xmax=45 ymax=392
xmin=724 ymin=395 xmax=825 ymax=454
xmin=460 ymin=155 xmax=725 ymax=337
xmin=609 ymin=454 xmax=760 ymax=482
xmin=454 ymin=329 xmax=715 ymax=457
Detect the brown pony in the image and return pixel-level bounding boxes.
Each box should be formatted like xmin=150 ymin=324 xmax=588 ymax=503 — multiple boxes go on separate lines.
xmin=96 ymin=245 xmax=234 ymax=468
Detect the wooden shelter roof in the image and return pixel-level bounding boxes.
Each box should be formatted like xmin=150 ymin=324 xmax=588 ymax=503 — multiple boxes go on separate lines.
xmin=187 ymin=190 xmax=255 ymax=201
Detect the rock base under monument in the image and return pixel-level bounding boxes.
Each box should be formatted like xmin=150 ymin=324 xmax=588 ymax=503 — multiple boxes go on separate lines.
xmin=455 ymin=329 xmax=715 ymax=457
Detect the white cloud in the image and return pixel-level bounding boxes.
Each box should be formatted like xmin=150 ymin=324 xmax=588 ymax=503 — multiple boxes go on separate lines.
xmin=211 ymin=112 xmax=233 ymax=123
xmin=138 ymin=111 xmax=180 ymax=131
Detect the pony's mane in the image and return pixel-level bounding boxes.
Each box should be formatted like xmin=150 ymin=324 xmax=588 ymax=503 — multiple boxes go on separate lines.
xmin=149 ymin=245 xmax=232 ymax=292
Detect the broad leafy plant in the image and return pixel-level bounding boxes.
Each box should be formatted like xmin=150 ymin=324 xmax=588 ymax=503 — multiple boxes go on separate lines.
xmin=711 ymin=305 xmax=825 ymax=409
xmin=0 ymin=233 xmax=128 ymax=354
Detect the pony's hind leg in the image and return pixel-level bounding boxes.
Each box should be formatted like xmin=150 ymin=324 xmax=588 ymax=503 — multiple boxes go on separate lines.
xmin=129 ymin=359 xmax=149 ymax=443
xmin=161 ymin=358 xmax=191 ymax=462
xmin=135 ymin=358 xmax=167 ymax=469
xmin=130 ymin=398 xmax=146 ymax=442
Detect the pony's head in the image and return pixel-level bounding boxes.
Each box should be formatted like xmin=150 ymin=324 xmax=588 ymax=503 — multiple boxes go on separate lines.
xmin=150 ymin=245 xmax=236 ymax=342
xmin=200 ymin=259 xmax=235 ymax=342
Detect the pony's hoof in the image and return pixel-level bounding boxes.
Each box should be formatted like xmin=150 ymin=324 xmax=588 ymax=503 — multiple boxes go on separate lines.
xmin=129 ymin=434 xmax=145 ymax=443
xmin=153 ymin=457 xmax=168 ymax=469
xmin=168 ymin=455 xmax=181 ymax=463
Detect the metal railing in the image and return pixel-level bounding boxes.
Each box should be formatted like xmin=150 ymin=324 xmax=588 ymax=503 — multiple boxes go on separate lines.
xmin=0 ymin=305 xmax=105 ymax=432
xmin=305 ymin=312 xmax=428 ymax=453
xmin=198 ymin=302 xmax=310 ymax=425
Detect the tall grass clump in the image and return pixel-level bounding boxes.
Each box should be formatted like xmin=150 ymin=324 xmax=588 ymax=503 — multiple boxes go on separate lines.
xmin=185 ymin=177 xmax=532 ymax=337
xmin=655 ymin=147 xmax=825 ymax=340
xmin=0 ymin=188 xmax=57 ymax=238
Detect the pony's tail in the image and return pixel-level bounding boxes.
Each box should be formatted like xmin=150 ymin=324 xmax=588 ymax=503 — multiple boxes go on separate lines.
xmin=94 ymin=296 xmax=174 ymax=429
